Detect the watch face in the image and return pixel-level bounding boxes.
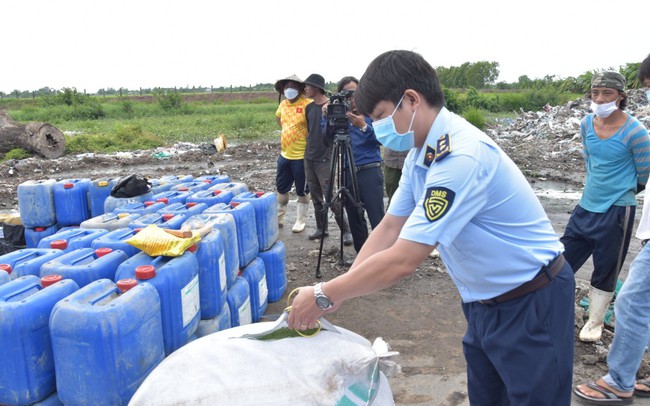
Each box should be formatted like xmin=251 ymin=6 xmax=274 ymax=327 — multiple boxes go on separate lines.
xmin=315 ymin=296 xmax=330 ymax=309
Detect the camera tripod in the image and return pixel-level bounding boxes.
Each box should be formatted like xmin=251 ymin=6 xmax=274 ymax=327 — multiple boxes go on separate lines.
xmin=315 ymin=129 xmax=367 ymax=279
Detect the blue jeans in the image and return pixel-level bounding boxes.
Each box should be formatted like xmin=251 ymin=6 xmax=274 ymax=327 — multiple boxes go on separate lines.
xmin=603 ymin=242 xmax=650 ymax=392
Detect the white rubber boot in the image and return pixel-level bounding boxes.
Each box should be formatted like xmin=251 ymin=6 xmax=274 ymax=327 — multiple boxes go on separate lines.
xmin=277 ymin=192 xmax=289 ymax=229
xmin=292 ymin=194 xmax=310 ymax=233
xmin=579 ymin=286 xmax=615 ymax=342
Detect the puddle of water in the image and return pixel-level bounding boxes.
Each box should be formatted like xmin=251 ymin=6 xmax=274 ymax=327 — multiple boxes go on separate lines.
xmin=534 ymin=188 xmax=582 ymax=200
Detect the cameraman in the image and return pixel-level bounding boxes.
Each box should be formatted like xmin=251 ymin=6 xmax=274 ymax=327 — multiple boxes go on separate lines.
xmin=325 ymin=76 xmax=385 ymax=252
xmin=303 ymin=73 xmax=352 ymax=245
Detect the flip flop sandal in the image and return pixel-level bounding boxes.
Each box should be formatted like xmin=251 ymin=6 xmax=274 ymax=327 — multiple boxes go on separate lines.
xmin=634 ymin=379 xmax=650 ymax=397
xmin=573 ymin=382 xmax=633 ymax=405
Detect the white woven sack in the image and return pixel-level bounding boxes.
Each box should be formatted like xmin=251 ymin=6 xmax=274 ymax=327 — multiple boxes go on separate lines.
xmin=129 ymin=315 xmax=399 ymax=405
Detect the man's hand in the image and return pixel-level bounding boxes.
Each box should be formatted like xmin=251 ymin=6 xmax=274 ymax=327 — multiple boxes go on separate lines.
xmin=286 ymin=286 xmax=325 ymax=331
xmin=346 ymin=111 xmax=366 ymax=129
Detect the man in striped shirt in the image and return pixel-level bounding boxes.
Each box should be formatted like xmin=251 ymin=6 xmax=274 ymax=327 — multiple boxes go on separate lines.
xmin=561 ymin=70 xmax=650 ymax=342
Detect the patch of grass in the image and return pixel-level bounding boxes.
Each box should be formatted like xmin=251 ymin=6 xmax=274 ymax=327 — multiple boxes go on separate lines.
xmin=2 ymin=148 xmax=32 ymax=161
xmin=65 ymin=124 xmax=164 ymax=153
xmin=462 ymin=107 xmax=487 ymax=130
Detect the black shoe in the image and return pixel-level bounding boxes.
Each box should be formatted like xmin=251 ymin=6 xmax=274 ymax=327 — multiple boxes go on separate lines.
xmin=308 ymin=229 xmax=329 ymax=240
xmin=342 ymin=231 xmax=353 ymax=246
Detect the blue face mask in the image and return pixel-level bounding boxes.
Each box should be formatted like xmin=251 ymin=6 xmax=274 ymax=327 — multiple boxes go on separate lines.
xmin=372 ymin=94 xmax=417 ymax=151
xmin=646 ymin=89 xmax=650 ymax=104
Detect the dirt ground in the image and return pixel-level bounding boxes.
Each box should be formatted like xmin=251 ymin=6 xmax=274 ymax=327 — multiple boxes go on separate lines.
xmin=2 ymin=134 xmax=649 ymax=405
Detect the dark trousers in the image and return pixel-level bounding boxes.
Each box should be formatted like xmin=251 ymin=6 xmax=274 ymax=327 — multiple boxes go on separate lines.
xmin=276 ymin=156 xmax=308 ymax=196
xmin=383 ymin=165 xmax=402 ymax=207
xmin=462 ymin=262 xmax=575 ymax=405
xmin=343 ymin=164 xmax=385 ymax=252
xmin=304 ymin=158 xmax=344 ymax=230
xmin=560 ymin=204 xmax=634 ymax=291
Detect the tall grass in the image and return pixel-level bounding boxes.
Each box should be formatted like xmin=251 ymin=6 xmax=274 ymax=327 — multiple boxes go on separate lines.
xmin=5 ymin=99 xmax=280 ymax=154
xmin=0 ymin=89 xmax=576 ymax=156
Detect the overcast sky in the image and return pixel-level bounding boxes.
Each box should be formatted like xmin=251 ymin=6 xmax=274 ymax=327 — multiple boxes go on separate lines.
xmin=2 ymin=0 xmax=647 ymax=94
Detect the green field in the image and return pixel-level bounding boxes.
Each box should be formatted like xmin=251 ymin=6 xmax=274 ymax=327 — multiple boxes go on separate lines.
xmin=0 ymin=89 xmax=582 ymax=158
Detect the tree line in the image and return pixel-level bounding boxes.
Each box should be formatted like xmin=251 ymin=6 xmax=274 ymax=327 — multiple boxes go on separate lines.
xmin=1 ymin=61 xmax=643 ymax=99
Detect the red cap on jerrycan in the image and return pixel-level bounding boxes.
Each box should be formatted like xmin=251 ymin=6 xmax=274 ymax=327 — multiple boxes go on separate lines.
xmin=41 ymin=274 xmax=63 ymax=287
xmin=95 ymin=248 xmax=113 ymax=257
xmin=135 ymin=265 xmax=156 ymax=280
xmin=0 ymin=264 xmax=12 ymax=275
xmin=50 ymin=239 xmax=68 ymax=250
xmin=117 ymin=278 xmax=138 ymax=293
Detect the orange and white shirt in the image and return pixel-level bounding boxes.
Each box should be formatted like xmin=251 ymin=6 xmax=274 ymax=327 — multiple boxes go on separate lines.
xmin=275 ymin=96 xmax=311 ymax=159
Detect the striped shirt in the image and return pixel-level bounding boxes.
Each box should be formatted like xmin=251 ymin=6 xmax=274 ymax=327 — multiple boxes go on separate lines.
xmin=579 ymin=113 xmax=650 ymax=212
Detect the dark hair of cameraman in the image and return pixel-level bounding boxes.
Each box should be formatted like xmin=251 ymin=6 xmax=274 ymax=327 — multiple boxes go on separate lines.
xmin=337 ymin=76 xmax=358 ymax=93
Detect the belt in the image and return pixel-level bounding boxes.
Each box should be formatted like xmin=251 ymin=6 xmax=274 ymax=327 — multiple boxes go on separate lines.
xmin=477 ymin=254 xmax=566 ymax=305
xmin=355 ymin=162 xmax=382 ymax=172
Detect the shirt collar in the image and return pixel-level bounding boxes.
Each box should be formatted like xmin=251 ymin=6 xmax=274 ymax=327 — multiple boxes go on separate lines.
xmin=415 ymin=107 xmax=451 ymax=169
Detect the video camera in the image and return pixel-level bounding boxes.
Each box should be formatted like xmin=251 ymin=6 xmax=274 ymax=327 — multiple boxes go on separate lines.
xmin=327 ymin=90 xmax=355 ymax=132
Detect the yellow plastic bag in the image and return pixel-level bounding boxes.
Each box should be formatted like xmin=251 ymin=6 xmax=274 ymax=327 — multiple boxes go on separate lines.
xmin=126 ymin=224 xmax=201 ymax=257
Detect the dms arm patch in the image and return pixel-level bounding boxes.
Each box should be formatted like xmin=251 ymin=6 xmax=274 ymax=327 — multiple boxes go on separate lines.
xmin=423 ymin=187 xmax=455 ymax=222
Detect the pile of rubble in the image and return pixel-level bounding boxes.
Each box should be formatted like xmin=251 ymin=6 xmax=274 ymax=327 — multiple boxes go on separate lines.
xmin=487 ymin=89 xmax=650 ymax=184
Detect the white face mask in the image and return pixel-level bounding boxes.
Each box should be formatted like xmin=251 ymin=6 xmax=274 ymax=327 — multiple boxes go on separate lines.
xmin=284 ymin=88 xmax=299 ymax=100
xmin=590 ymin=98 xmax=619 ymax=118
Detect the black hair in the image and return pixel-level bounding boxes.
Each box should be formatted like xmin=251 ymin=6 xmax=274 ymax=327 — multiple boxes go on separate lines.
xmin=354 ymin=50 xmax=445 ymax=116
xmin=337 ymin=76 xmax=358 ymax=92
xmin=639 ymin=54 xmax=650 ymax=83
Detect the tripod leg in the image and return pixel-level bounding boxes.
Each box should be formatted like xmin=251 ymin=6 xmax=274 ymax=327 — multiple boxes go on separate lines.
xmin=316 ymin=140 xmax=341 ymax=279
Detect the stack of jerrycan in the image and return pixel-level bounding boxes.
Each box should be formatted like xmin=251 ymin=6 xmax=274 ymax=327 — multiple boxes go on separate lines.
xmin=240 ymin=257 xmax=267 ymax=323
xmin=227 ymin=274 xmax=252 ymax=328
xmin=128 ymin=212 xmax=188 ymax=230
xmin=149 ymin=178 xmax=175 ymax=195
xmin=91 ymin=228 xmax=141 ymax=258
xmin=187 ymin=188 xmax=234 ymax=208
xmin=257 ymin=240 xmax=287 ymax=303
xmin=80 ymin=211 xmax=141 ymax=231
xmin=18 ymin=180 xmax=59 ymax=248
xmin=170 ymin=180 xmax=213 ymax=194
xmin=0 ymin=266 xmax=9 ymax=286
xmin=209 ymin=181 xmax=249 ymax=199
xmin=184 ymin=227 xmax=229 ymax=337
xmin=113 ymin=200 xmax=166 ymax=216
xmin=0 ymin=248 xmax=65 ymax=279
xmin=205 ymin=202 xmax=258 ymax=269
xmin=40 ymin=248 xmax=128 ymax=288
xmin=115 ymin=251 xmax=200 ymax=355
xmin=159 ymin=202 xmax=208 ymax=219
xmin=88 ymin=178 xmax=118 ymax=217
xmin=0 ymin=275 xmax=79 ymax=405
xmin=182 ymin=213 xmax=239 ymax=289
xmin=231 ymin=190 xmax=285 ymax=304
xmin=50 ymin=278 xmax=165 ymax=405
xmin=158 ymin=174 xmax=194 ymax=186
xmin=151 ymin=189 xmax=193 ymax=206
xmin=232 ymin=191 xmax=278 ymax=251
xmin=38 ymin=228 xmax=109 ymax=253
xmin=53 ymin=179 xmax=92 ymax=227
xmin=195 ymin=174 xmax=230 ymax=185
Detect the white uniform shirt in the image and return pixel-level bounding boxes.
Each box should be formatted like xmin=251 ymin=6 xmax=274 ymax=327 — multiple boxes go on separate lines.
xmin=388 ymin=108 xmax=563 ymax=302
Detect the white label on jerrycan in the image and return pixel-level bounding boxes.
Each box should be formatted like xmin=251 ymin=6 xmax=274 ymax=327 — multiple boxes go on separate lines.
xmin=258 ymin=274 xmax=268 ymax=305
xmin=181 ymin=275 xmax=200 ymax=327
xmin=218 ymin=252 xmax=227 ymax=293
xmin=239 ymin=296 xmax=252 ymax=326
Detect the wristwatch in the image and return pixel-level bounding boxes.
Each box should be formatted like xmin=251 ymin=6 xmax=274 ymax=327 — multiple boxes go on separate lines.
xmin=361 ymin=124 xmax=368 ymax=132
xmin=314 ymin=282 xmax=333 ymax=310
